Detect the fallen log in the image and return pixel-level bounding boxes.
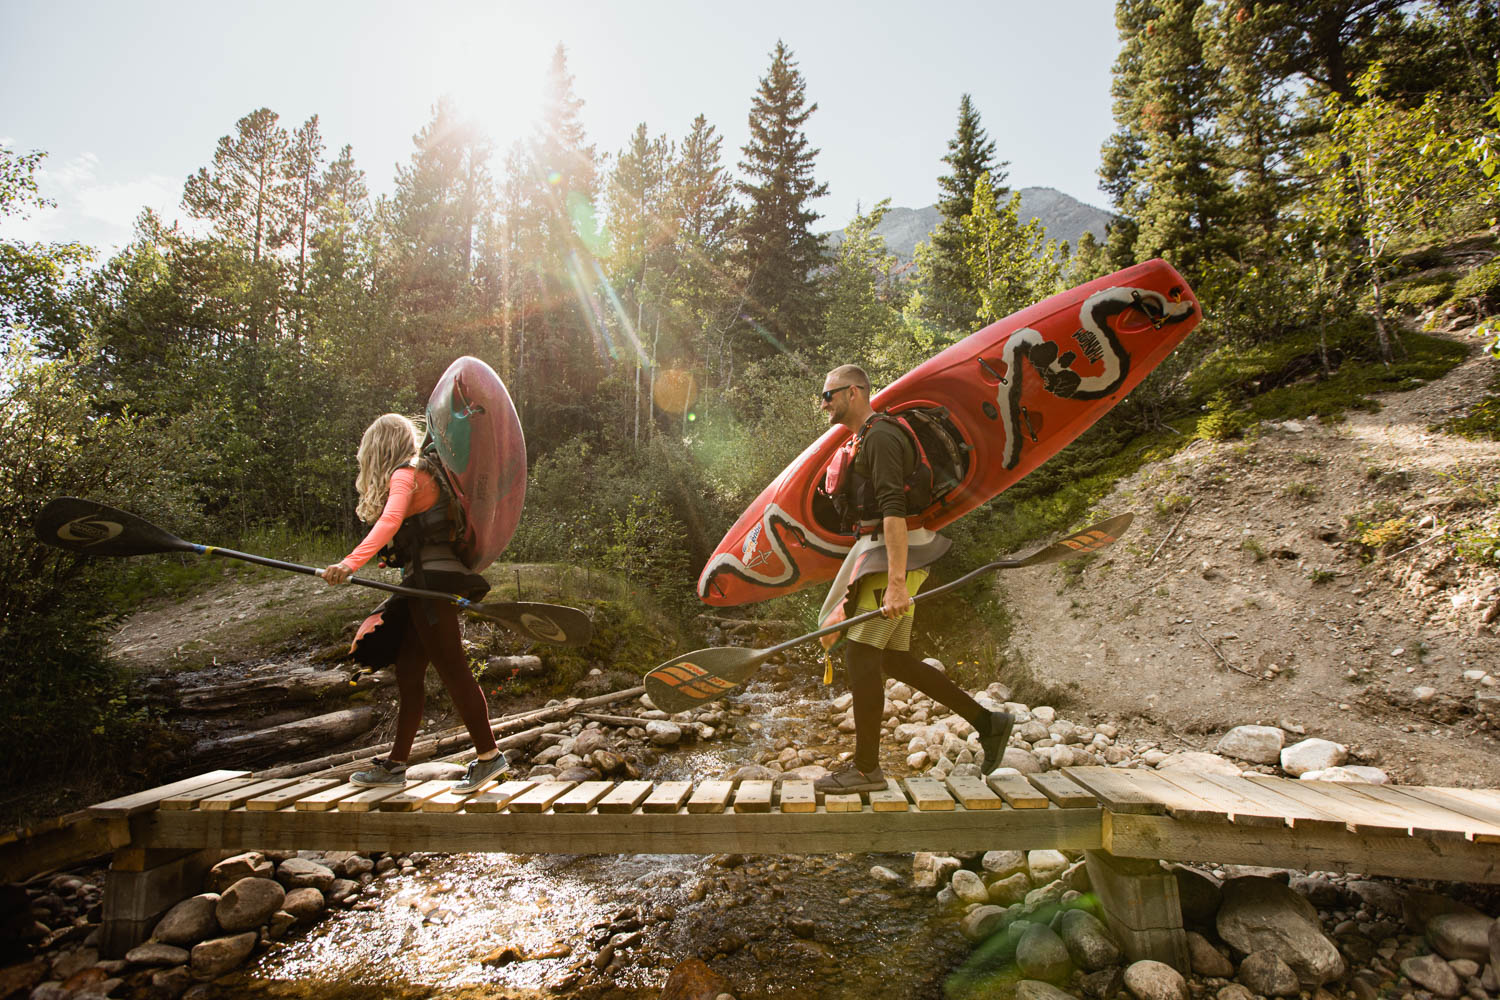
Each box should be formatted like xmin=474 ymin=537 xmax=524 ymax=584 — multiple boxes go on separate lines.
xmin=175 ymin=669 xmax=392 ymax=712
xmin=193 ymin=706 xmax=378 ymax=763
xmin=579 ymin=712 xmax=653 ymax=728
xmin=482 ymin=655 xmax=544 ymax=679
xmin=253 ymin=685 xmax=646 ymax=780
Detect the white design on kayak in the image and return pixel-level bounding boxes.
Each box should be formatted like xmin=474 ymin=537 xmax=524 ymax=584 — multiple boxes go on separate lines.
xmin=698 ymin=503 xmax=851 ymax=599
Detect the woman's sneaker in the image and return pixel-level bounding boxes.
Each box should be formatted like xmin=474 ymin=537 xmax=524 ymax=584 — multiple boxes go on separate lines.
xmin=814 ymin=765 xmax=888 ymax=795
xmin=350 ymin=757 xmax=407 ymax=787
xmin=454 ymin=754 xmax=509 ymax=793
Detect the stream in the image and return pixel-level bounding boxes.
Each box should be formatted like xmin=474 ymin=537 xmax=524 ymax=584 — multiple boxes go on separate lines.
xmin=212 ymin=679 xmax=978 ymax=999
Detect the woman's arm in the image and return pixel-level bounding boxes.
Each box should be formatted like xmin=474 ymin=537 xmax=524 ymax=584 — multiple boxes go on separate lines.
xmin=321 ymin=466 xmax=416 ymax=583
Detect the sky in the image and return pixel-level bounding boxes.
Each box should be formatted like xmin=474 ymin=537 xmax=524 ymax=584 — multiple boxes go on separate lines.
xmin=0 ymin=0 xmax=1123 ymax=254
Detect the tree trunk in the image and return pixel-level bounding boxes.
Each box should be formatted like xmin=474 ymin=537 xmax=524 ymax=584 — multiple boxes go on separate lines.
xmin=192 ymin=707 xmax=379 ymax=764
xmin=174 ymin=669 xmax=392 ymax=713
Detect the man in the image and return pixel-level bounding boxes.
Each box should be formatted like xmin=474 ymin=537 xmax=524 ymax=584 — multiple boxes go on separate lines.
xmin=813 ymin=365 xmax=1013 ymax=794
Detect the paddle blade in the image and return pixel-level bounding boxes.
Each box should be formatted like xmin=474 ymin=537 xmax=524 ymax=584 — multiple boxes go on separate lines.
xmin=34 ymin=498 xmax=194 ymax=557
xmin=1018 ymin=512 xmax=1135 ymax=567
xmin=476 ymin=601 xmax=594 ymax=647
xmin=644 ymin=646 xmax=767 ymax=714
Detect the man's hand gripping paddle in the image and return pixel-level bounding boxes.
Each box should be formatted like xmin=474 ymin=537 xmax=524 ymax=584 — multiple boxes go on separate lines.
xmin=35 ymin=498 xmax=593 ymax=647
xmin=645 ymin=513 xmax=1133 ymax=713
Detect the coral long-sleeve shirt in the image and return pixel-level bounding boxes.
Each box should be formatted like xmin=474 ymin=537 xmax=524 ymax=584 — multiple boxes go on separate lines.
xmin=338 ymin=466 xmax=441 ymax=572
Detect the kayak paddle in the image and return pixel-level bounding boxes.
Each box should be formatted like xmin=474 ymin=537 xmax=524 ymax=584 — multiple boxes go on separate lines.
xmin=645 ymin=513 xmax=1134 ymax=713
xmin=34 ymin=497 xmax=593 ymax=647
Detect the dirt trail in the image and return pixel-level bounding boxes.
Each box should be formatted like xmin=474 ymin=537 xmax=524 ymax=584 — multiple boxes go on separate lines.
xmin=1000 ymin=327 xmax=1500 ymax=787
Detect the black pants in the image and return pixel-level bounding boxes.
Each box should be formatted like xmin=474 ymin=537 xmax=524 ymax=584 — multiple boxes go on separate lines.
xmin=845 ymin=640 xmax=985 ymax=773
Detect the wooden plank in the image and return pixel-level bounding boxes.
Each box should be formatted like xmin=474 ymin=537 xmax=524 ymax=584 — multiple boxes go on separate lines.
xmin=159 ymin=776 xmax=263 ymax=812
xmin=687 ymin=781 xmax=734 ymax=814
xmin=733 ymin=780 xmax=774 ymax=814
xmin=1396 ymin=786 xmax=1500 ymax=842
xmin=198 ymin=778 xmax=302 ymax=812
xmin=824 ymin=793 xmax=863 ymax=813
xmin=1243 ymin=776 xmax=1411 ymax=838
xmin=90 ymin=770 xmax=251 ymax=818
xmin=337 ymin=783 xmax=411 ymax=812
xmin=642 ymin=781 xmax=693 ymax=814
xmin=553 ymin=781 xmax=614 ymax=814
xmin=1184 ymin=772 xmax=1344 ymax=832
xmin=465 ymin=780 xmax=539 ymax=814
xmin=245 ymin=779 xmax=341 ymax=812
xmin=1063 ymin=767 xmax=1166 ymax=815
xmin=904 ymin=776 xmax=955 ymax=811
xmin=1029 ymin=772 xmax=1099 ymax=809
xmin=779 ymin=781 xmax=816 ymax=813
xmin=597 ymin=781 xmax=652 ymax=814
xmin=946 ymin=775 xmax=1002 ymax=810
xmin=1143 ymin=771 xmax=1281 ymax=827
xmin=1103 ymin=769 xmax=1233 ymax=824
xmin=294 ymin=783 xmax=363 ymax=811
xmin=868 ymin=786 xmax=909 ymax=812
xmin=988 ymin=773 xmax=1051 ymax=809
xmin=422 ymin=781 xmax=499 ymax=814
xmin=380 ymin=780 xmax=456 ymax=812
xmin=507 ymin=781 xmax=578 ymax=814
xmin=1342 ymin=783 xmax=1500 ymax=842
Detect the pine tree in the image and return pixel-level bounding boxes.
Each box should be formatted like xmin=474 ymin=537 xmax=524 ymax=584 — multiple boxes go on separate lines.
xmin=284 ymin=115 xmax=325 ymax=338
xmin=735 ymin=40 xmax=829 ymax=360
xmin=669 ymin=114 xmax=740 ymax=384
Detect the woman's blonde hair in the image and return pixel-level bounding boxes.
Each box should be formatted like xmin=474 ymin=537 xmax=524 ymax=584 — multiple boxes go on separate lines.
xmin=354 ymin=413 xmax=422 ymax=523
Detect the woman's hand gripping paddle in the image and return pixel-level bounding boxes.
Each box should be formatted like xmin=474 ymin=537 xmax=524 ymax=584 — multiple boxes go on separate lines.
xmin=645 ymin=513 xmax=1134 ymax=714
xmin=35 ymin=498 xmax=594 ymax=647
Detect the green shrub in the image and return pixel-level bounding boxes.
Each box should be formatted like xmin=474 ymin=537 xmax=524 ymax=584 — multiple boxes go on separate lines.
xmin=1386 ymin=274 xmax=1456 ymax=311
xmin=1450 ymin=259 xmax=1500 ymax=309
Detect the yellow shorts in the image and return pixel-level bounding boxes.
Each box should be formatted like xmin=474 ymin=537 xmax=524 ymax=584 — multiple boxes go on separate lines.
xmin=843 ymin=568 xmax=929 ymax=651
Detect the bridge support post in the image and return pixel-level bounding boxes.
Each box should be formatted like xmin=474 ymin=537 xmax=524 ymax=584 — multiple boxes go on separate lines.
xmin=100 ymin=847 xmax=219 ymax=958
xmin=1084 ymin=849 xmax=1189 ymax=972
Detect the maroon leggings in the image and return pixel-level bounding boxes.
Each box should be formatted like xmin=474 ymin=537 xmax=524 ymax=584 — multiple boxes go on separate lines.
xmin=846 ymin=640 xmax=984 ymax=773
xmin=389 ymin=600 xmax=497 ymax=762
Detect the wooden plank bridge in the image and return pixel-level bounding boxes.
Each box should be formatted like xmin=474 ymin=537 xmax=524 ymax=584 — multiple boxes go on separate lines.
xmin=9 ymin=764 xmax=1500 ymax=966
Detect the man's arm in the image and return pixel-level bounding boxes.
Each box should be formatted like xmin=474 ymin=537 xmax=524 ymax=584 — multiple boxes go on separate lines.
xmin=881 ymin=515 xmax=910 ymax=618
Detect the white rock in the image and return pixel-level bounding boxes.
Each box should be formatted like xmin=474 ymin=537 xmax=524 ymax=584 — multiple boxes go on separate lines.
xmin=906 ymin=751 xmax=930 ymax=769
xmin=1156 ymin=751 xmax=1241 ymax=776
xmin=1027 ymin=849 xmax=1068 ymax=884
xmin=1413 ymin=686 xmax=1438 ymax=703
xmin=645 ymin=720 xmax=683 ymax=746
xmin=1032 ymin=706 xmax=1057 ymax=724
xmin=1280 ymin=738 xmax=1347 ymax=776
xmin=1215 ymin=725 xmax=1285 ymax=764
xmin=951 ymin=870 xmax=990 ymax=904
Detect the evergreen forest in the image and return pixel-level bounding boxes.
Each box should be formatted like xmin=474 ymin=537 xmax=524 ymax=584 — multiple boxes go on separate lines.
xmin=5 ymin=5 xmax=1500 ymax=795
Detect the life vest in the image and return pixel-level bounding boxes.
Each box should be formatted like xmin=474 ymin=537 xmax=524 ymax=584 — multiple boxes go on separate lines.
xmin=820 ymin=411 xmax=938 ymax=536
xmin=377 ymin=455 xmax=468 ymax=585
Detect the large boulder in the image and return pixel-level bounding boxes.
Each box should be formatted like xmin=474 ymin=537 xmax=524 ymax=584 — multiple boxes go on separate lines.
xmin=1280 ymin=738 xmax=1347 ymax=776
xmin=1216 ymin=877 xmax=1344 ymax=984
xmin=1028 ymin=850 xmax=1069 ymax=884
xmin=215 ymin=877 xmax=285 ymax=933
xmin=960 ymin=905 xmax=1009 ymax=942
xmin=189 ymin=932 xmax=258 ymax=979
xmin=1016 ymin=923 xmax=1073 ymax=983
xmin=1428 ymin=912 xmax=1495 ymax=962
xmin=281 ymin=887 xmax=326 ymax=923
xmin=152 ymin=893 xmax=221 ymax=946
xmin=277 ymin=857 xmax=336 ymax=891
xmin=1215 ymin=726 xmax=1285 ymax=765
xmin=1058 ymin=909 xmax=1122 ymax=971
xmin=982 ymin=850 xmax=1028 ymax=878
xmin=951 ymin=870 xmax=990 ymax=905
xmin=1401 ymin=954 xmax=1462 ymax=998
xmin=1123 ymin=960 xmax=1189 ymax=1000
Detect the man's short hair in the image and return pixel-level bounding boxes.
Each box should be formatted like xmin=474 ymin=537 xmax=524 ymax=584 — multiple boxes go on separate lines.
xmin=826 ymin=364 xmax=870 ymax=392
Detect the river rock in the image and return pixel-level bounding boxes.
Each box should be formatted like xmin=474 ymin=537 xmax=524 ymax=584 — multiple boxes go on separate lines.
xmin=1186 ymin=931 xmax=1235 ymax=977
xmin=572 ymin=728 xmax=612 ymax=756
xmin=1238 ymin=950 xmax=1300 ymax=997
xmin=1059 ymin=909 xmax=1121 ymax=971
xmin=150 ymin=965 xmax=192 ymax=997
xmin=1028 ymin=850 xmax=1069 ymax=884
xmin=281 ymin=887 xmax=325 ymax=923
xmin=189 ymin=931 xmax=258 ymax=979
xmin=125 ymin=942 xmax=191 ymax=966
xmin=1081 ymin=968 xmax=1125 ymax=999
xmin=1172 ymin=866 xmax=1222 ymax=928
xmin=215 ymin=877 xmax=285 ymax=932
xmin=1428 ymin=913 xmax=1495 ymax=961
xmin=1155 ymin=751 xmax=1240 ymax=776
xmin=1280 ymin=738 xmax=1347 ymax=776
xmin=951 ymin=870 xmax=990 ymax=905
xmin=1217 ymin=876 xmax=1344 ymax=984
xmin=1216 ymin=985 xmax=1256 ymax=1000
xmin=989 ymin=872 xmax=1032 ymax=905
xmin=659 ymin=957 xmax=730 ymax=1000
xmin=1403 ymin=953 xmax=1463 ymax=997
xmin=1405 ymin=890 xmax=1483 ymax=932
xmin=206 ymin=852 xmax=273 ymax=892
xmin=277 ymin=857 xmax=336 ymax=891
xmin=49 ymin=948 xmax=98 ymax=980
xmin=960 ymin=905 xmax=1009 ymax=941
xmin=983 ymin=850 xmax=1027 ymax=878
xmin=1016 ymin=923 xmax=1073 ymax=983
xmin=1215 ymin=726 xmax=1285 ymax=764
xmin=268 ymin=911 xmax=296 ymax=938
xmin=1347 ymin=880 xmax=1405 ymax=917
xmin=1003 ymin=748 xmax=1044 ymax=773
xmin=1017 ymin=980 xmax=1082 ymax=1000
xmin=646 ymin=721 xmax=682 ymax=746
xmin=153 ymin=894 xmax=221 ymax=946
xmin=913 ymin=853 xmax=962 ymax=889
xmin=1123 ymin=959 xmax=1189 ymax=1000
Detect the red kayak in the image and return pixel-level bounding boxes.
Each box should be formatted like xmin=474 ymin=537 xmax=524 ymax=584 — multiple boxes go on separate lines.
xmin=697 ymin=259 xmax=1201 ymax=606
xmin=425 ymin=356 xmax=526 ymax=572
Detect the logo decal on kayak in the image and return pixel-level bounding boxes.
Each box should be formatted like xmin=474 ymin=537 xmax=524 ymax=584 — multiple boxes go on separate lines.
xmin=518 ymin=613 xmax=568 ymax=643
xmin=995 ymin=286 xmax=1196 ymax=470
xmin=57 ymin=516 xmax=124 ymax=546
xmin=740 ymin=523 xmax=780 ymax=572
xmin=699 ymin=503 xmax=851 ymax=600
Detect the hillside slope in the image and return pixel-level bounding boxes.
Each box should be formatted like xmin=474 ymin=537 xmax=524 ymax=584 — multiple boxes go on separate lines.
xmin=998 ymin=327 xmax=1500 ymax=786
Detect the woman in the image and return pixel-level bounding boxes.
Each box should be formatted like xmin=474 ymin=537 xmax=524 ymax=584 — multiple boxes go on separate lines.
xmin=321 ymin=413 xmax=507 ymax=793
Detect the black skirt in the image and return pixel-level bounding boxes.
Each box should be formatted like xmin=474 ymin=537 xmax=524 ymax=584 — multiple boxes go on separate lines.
xmin=349 ymin=557 xmax=490 ymax=669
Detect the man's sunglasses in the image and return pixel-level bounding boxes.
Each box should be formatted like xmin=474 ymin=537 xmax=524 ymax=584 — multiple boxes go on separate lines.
xmin=820 ymin=385 xmax=861 ymax=402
